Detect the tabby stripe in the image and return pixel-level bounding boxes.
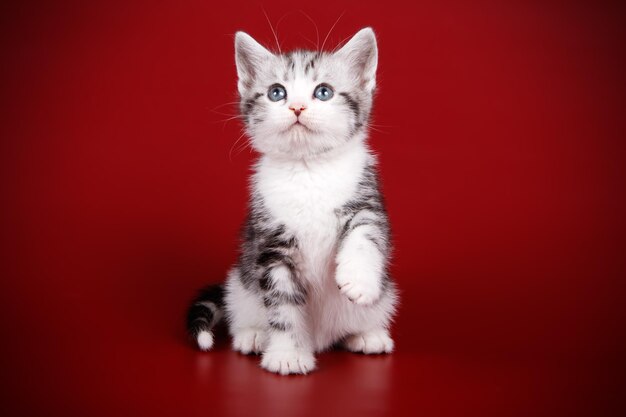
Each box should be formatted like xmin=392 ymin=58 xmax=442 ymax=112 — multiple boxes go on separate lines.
xmin=242 ymin=92 xmax=263 ymax=117
xmin=339 ymin=92 xmax=360 ymax=120
xmin=268 ymin=319 xmax=291 ymax=332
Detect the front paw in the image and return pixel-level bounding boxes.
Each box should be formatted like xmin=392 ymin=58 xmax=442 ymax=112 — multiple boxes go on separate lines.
xmin=335 ymin=263 xmax=382 ymax=305
xmin=337 ymin=280 xmax=381 ymax=305
xmin=260 ymin=349 xmax=316 ymax=375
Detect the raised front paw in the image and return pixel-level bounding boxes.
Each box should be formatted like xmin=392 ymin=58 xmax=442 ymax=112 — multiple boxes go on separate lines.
xmin=260 ymin=349 xmax=316 ymax=375
xmin=335 ymin=262 xmax=382 ymax=305
xmin=335 ymin=233 xmax=384 ymax=306
xmin=337 ymin=279 xmax=381 ymax=305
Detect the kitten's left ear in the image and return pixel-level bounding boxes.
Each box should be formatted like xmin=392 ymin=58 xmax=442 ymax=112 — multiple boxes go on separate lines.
xmin=234 ymin=31 xmax=273 ymax=94
xmin=335 ymin=27 xmax=378 ymax=92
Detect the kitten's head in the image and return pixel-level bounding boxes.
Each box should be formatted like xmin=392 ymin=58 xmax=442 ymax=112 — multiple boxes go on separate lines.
xmin=234 ymin=28 xmax=378 ymax=159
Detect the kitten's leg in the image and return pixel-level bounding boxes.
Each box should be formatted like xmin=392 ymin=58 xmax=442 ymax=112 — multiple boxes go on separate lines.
xmin=336 ymin=211 xmax=388 ymax=305
xmin=224 ymin=268 xmax=268 ymax=354
xmin=259 ymin=264 xmax=316 ymax=375
xmin=343 ymin=329 xmax=394 ymax=354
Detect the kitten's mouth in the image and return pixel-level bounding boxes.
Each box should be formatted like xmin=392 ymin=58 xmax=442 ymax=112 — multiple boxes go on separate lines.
xmin=291 ymin=120 xmax=313 ymax=132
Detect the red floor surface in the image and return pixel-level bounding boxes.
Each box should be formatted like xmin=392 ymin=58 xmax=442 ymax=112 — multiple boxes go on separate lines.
xmin=1 ymin=1 xmax=625 ymax=416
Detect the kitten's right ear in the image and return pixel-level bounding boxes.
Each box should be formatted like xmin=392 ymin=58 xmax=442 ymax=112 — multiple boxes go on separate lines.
xmin=235 ymin=32 xmax=272 ymax=94
xmin=335 ymin=28 xmax=378 ymax=92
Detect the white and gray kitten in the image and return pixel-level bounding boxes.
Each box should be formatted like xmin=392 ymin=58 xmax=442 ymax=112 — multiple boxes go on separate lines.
xmin=187 ymin=28 xmax=398 ymax=375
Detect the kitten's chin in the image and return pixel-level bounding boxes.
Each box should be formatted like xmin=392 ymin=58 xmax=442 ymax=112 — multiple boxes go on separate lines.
xmin=283 ymin=121 xmax=315 ymax=134
xmin=254 ymin=136 xmax=326 ymax=159
xmin=250 ymin=125 xmax=359 ymax=159
xmin=255 ymin=133 xmax=357 ymax=160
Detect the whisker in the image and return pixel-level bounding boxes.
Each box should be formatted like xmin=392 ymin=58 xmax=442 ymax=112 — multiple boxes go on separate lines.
xmin=298 ymin=10 xmax=320 ymax=51
xmin=276 ymin=11 xmax=294 ymax=31
xmin=332 ymin=34 xmax=353 ymax=52
xmin=235 ymin=139 xmax=253 ymax=158
xmin=211 ymin=110 xmax=240 ymax=117
xmin=232 ymin=131 xmax=254 ymax=158
xmin=298 ymin=33 xmax=318 ymax=49
xmin=209 ymin=115 xmax=241 ymax=125
xmin=229 ymin=130 xmax=248 ymax=162
xmin=366 ymin=123 xmax=392 ymax=135
xmin=210 ymin=101 xmax=240 ymax=111
xmin=262 ymin=8 xmax=282 ymax=54
xmin=367 ymin=126 xmax=389 ymax=135
xmin=321 ymin=10 xmax=345 ymax=51
xmin=369 ymin=123 xmax=396 ymax=128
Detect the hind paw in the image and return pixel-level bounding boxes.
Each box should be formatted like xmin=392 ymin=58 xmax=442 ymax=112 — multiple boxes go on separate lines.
xmin=343 ymin=330 xmax=394 ymax=354
xmin=232 ymin=328 xmax=267 ymax=354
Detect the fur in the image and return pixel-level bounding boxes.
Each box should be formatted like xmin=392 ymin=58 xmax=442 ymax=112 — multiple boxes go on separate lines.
xmin=187 ymin=27 xmax=398 ymax=375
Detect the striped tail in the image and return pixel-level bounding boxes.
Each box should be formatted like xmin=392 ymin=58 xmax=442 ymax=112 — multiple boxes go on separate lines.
xmin=186 ymin=284 xmax=224 ymax=351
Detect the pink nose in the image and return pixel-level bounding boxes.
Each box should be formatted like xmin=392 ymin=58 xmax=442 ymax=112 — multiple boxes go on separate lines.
xmin=289 ymin=103 xmax=306 ymax=117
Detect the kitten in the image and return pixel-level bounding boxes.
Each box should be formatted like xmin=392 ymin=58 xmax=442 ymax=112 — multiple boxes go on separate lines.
xmin=187 ymin=27 xmax=398 ymax=375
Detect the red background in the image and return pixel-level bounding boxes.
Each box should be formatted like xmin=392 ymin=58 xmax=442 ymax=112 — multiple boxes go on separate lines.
xmin=1 ymin=1 xmax=625 ymax=416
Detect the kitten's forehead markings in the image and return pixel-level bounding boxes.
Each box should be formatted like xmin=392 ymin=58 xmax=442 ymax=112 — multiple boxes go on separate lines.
xmin=303 ymin=51 xmax=321 ymax=77
xmin=277 ymin=51 xmax=323 ymax=87
xmin=305 ymin=52 xmax=321 ymax=82
xmin=282 ymin=53 xmax=296 ymax=81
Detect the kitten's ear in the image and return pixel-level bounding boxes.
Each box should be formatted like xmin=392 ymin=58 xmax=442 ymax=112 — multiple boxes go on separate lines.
xmin=234 ymin=32 xmax=272 ymax=94
xmin=335 ymin=27 xmax=378 ymax=92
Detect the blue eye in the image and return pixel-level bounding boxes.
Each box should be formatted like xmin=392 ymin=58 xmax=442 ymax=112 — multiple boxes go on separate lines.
xmin=268 ymin=84 xmax=287 ymax=102
xmin=314 ymin=84 xmax=334 ymax=101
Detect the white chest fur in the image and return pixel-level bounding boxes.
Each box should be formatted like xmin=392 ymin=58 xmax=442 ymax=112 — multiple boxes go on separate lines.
xmin=241 ymin=139 xmax=395 ymax=352
xmin=254 ymin=139 xmax=369 ymax=283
